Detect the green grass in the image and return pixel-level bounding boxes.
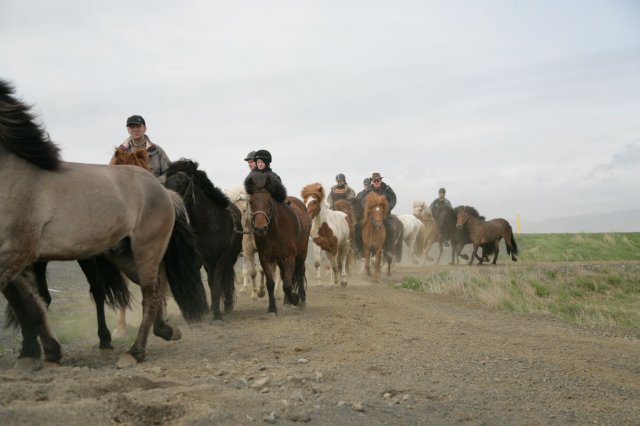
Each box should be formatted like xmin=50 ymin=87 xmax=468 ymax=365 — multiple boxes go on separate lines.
xmin=516 ymin=233 xmax=640 ymax=262
xmin=398 ymin=264 xmax=640 ymax=333
xmin=398 ymin=232 xmax=640 ymax=334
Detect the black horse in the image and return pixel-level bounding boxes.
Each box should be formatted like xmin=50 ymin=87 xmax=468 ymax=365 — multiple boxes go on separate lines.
xmin=165 ymin=159 xmax=243 ymax=321
xmin=433 ymin=205 xmax=494 ymax=265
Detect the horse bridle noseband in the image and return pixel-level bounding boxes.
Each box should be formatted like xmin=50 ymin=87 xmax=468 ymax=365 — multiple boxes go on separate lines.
xmin=250 ymin=190 xmax=273 ymax=229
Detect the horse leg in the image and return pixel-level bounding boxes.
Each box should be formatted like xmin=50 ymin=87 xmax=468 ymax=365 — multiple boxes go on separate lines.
xmin=327 ymin=251 xmax=339 ymax=286
xmin=222 ymin=255 xmax=237 ymax=314
xmin=363 ymin=247 xmax=372 ymax=277
xmin=435 ymin=242 xmax=443 ymax=265
xmin=259 ymin=255 xmax=278 ymax=314
xmin=338 ymin=245 xmax=348 ymax=287
xmin=492 ymin=243 xmax=500 ymax=265
xmin=469 ymin=244 xmax=479 ymax=266
xmin=281 ymin=257 xmax=299 ymax=306
xmin=78 ymin=258 xmax=113 ymax=350
xmin=32 ymin=262 xmax=52 ymax=307
xmin=294 ymin=255 xmax=307 ymax=307
xmin=312 ymin=243 xmax=323 ymax=284
xmin=3 ymin=271 xmax=62 ymax=369
xmin=373 ymin=247 xmax=382 ymax=282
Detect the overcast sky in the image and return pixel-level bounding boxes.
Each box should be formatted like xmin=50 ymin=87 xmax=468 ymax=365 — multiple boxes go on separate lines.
xmin=2 ymin=1 xmax=639 ymax=228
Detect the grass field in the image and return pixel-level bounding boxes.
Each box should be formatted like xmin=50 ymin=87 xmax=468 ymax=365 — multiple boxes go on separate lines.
xmin=400 ymin=233 xmax=640 ymax=335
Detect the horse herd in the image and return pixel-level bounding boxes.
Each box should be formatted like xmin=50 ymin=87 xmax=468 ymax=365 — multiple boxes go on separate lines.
xmin=0 ymin=80 xmax=518 ymax=370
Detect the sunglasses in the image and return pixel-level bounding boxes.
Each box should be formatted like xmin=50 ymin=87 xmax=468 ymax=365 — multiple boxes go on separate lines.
xmin=371 ymin=179 xmax=381 ymax=183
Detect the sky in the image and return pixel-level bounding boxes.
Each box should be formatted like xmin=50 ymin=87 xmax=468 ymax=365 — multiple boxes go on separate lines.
xmin=1 ymin=1 xmax=639 ymax=230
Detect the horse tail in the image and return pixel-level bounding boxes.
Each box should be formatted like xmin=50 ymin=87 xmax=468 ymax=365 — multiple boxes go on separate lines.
xmin=79 ymin=257 xmax=131 ymax=310
xmin=163 ymin=192 xmax=208 ymax=323
xmin=509 ymin=231 xmax=519 ymax=257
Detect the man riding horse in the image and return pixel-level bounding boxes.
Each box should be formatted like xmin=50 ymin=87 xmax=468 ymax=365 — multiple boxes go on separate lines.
xmin=327 ymin=173 xmax=356 ymax=210
xmin=360 ymin=172 xmax=397 ymax=258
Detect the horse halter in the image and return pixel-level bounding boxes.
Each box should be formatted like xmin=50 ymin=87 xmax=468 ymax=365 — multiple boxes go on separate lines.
xmin=171 ymin=171 xmax=197 ymax=205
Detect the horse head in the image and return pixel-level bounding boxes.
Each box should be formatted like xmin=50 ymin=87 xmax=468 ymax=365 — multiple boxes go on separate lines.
xmin=456 ymin=207 xmax=468 ymax=229
xmin=248 ymin=190 xmax=273 ymax=237
xmin=365 ymin=192 xmax=388 ymax=230
xmin=111 ymin=148 xmax=151 ymax=170
xmin=301 ymin=182 xmax=324 ymax=220
xmin=412 ymin=200 xmax=426 ymax=218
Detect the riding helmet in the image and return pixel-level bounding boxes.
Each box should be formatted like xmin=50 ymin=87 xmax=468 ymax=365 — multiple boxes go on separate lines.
xmin=335 ymin=173 xmax=346 ymax=181
xmin=244 ymin=151 xmax=256 ymax=161
xmin=253 ymin=149 xmax=272 ymax=164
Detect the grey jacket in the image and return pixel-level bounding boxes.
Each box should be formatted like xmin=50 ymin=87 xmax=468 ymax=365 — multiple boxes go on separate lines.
xmin=116 ymin=135 xmax=171 ymax=179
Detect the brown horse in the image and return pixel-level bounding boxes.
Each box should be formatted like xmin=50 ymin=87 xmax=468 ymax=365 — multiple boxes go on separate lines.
xmin=456 ymin=206 xmax=519 ymax=265
xmin=245 ymin=172 xmax=311 ymax=314
xmin=109 ymin=148 xmax=151 ymax=336
xmin=361 ymin=192 xmax=388 ymax=281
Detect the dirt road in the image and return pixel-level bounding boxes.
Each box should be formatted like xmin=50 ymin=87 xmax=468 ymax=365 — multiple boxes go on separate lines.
xmin=1 ymin=262 xmax=639 ymax=425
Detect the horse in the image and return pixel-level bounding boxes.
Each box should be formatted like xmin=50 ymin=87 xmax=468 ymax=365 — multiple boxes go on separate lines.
xmin=361 ymin=192 xmax=388 ymax=281
xmin=456 ymin=206 xmax=519 ymax=265
xmin=226 ymin=184 xmax=266 ymax=299
xmin=413 ymin=201 xmax=446 ymax=264
xmin=397 ymin=214 xmax=425 ymax=264
xmin=109 ymin=148 xmax=153 ymax=338
xmin=332 ymin=199 xmax=358 ymax=272
xmin=301 ymin=183 xmax=351 ymax=287
xmin=165 ymin=159 xmax=243 ymax=321
xmin=244 ymin=172 xmax=311 ymax=314
xmin=0 ymin=80 xmax=208 ymax=369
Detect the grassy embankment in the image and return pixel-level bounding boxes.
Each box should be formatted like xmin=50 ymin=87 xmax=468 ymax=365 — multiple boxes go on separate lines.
xmin=399 ymin=233 xmax=640 ymax=334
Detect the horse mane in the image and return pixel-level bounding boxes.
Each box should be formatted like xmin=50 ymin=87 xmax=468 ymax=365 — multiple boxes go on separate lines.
xmin=166 ymin=159 xmax=230 ymax=208
xmin=301 ymin=182 xmax=325 ymax=202
xmin=0 ymin=80 xmax=61 ymax=170
xmin=244 ymin=171 xmax=287 ymax=203
xmin=365 ymin=192 xmax=388 ymax=215
xmin=224 ymin=183 xmax=247 ymax=204
xmin=455 ymin=205 xmax=485 ymax=221
xmin=110 ymin=148 xmax=150 ymax=170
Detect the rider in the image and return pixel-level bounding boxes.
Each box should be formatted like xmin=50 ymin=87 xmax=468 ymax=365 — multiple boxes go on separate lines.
xmin=361 ymin=172 xmax=397 ymax=258
xmin=114 ymin=115 xmax=171 ymax=180
xmin=429 ymin=187 xmax=452 ymax=218
xmin=327 ymin=173 xmax=356 ymax=210
xmin=356 ymin=177 xmax=372 ymax=205
xmin=252 ymin=149 xmax=282 ymax=183
xmin=245 ymin=151 xmax=257 ymax=171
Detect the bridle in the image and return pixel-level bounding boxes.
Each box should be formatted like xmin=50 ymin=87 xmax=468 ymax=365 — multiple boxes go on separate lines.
xmin=172 ymin=171 xmax=197 ymax=206
xmin=250 ymin=190 xmax=273 ymax=230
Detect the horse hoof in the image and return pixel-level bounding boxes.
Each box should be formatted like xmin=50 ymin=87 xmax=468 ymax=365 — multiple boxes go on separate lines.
xmin=288 ymin=292 xmax=300 ymax=306
xmin=238 ymin=285 xmax=248 ymax=294
xmin=112 ymin=327 xmax=127 ymax=339
xmin=117 ymin=353 xmax=138 ymax=369
xmin=43 ymin=361 xmax=62 ymax=370
xmin=298 ymin=300 xmax=307 ymax=309
xmin=14 ymin=358 xmax=41 ymax=371
xmin=171 ymin=327 xmax=182 ymax=341
xmin=257 ymin=289 xmax=266 ymax=298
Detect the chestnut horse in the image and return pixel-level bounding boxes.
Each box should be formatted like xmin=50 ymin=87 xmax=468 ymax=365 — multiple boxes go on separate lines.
xmin=361 ymin=193 xmax=388 ymax=281
xmin=301 ymin=183 xmax=351 ymax=287
xmin=456 ymin=206 xmax=519 ymax=265
xmin=245 ymin=172 xmax=311 ymax=314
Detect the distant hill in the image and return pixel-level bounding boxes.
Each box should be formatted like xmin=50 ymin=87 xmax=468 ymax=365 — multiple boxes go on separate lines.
xmin=522 ymin=209 xmax=640 ymax=233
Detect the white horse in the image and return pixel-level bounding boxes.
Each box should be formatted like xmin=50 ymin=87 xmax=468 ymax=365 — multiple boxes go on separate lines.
xmin=397 ymin=214 xmax=426 ymax=264
xmin=225 ymin=184 xmax=282 ymax=298
xmin=301 ymin=183 xmax=351 ymax=287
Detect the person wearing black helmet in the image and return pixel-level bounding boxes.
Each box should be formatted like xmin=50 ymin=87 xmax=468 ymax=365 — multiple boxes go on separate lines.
xmin=244 ymin=151 xmax=257 ymax=171
xmin=252 ymin=149 xmax=281 ymax=183
xmin=327 ymin=173 xmax=356 ymax=210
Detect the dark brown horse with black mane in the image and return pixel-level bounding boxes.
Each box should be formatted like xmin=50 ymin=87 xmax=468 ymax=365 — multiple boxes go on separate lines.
xmin=0 ymin=80 xmax=207 ymax=369
xmin=165 ymin=159 xmax=243 ymax=321
xmin=456 ymin=206 xmax=519 ymax=265
xmin=245 ymin=171 xmax=311 ymax=314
